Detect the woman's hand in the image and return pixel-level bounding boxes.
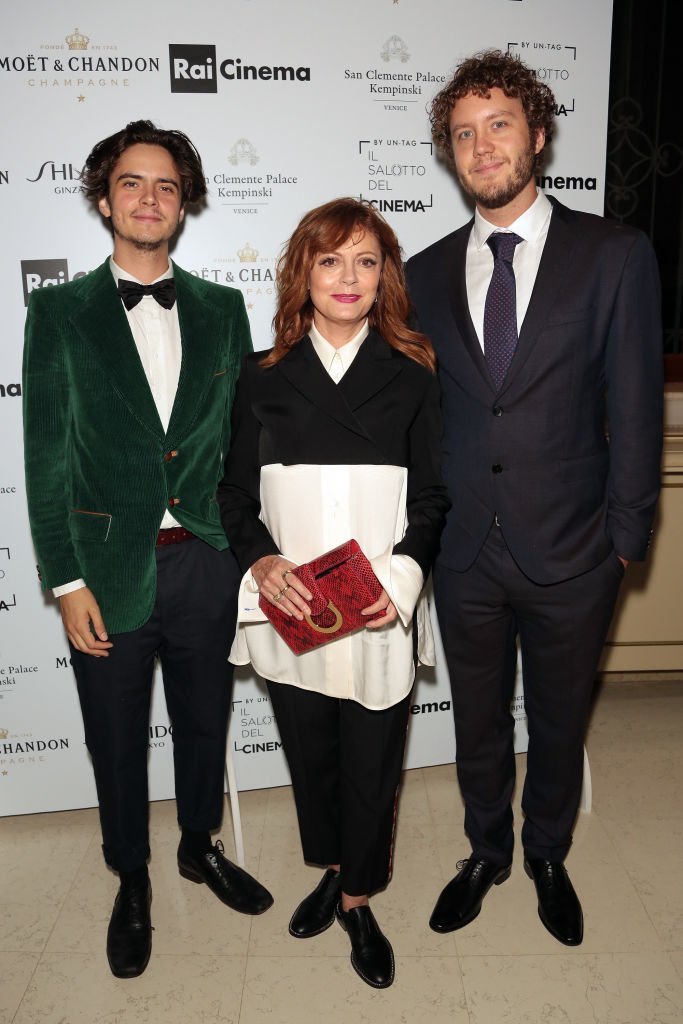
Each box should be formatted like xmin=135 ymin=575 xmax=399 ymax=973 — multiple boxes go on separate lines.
xmin=361 ymin=589 xmax=397 ymax=629
xmin=251 ymin=554 xmax=312 ymax=620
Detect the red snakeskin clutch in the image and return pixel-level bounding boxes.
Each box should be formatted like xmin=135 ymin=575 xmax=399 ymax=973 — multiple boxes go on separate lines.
xmin=259 ymin=539 xmax=384 ymax=655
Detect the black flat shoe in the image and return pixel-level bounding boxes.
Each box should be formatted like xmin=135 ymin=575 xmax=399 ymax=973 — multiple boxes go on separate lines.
xmin=429 ymin=856 xmax=511 ymax=933
xmin=336 ymin=902 xmax=395 ymax=989
xmin=289 ymin=869 xmax=341 ymax=938
xmin=178 ymin=839 xmax=273 ymax=915
xmin=524 ymin=858 xmax=583 ymax=946
xmin=106 ymin=879 xmax=152 ymax=979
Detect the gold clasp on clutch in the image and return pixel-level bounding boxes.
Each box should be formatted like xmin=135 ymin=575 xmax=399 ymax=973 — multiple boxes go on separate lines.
xmin=305 ymin=600 xmax=343 ymax=634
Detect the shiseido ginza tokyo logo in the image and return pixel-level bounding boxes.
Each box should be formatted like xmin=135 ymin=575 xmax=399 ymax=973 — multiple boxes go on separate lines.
xmin=168 ymin=44 xmax=310 ymax=93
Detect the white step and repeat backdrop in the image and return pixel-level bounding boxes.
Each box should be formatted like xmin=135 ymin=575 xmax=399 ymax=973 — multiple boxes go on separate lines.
xmin=0 ymin=0 xmax=613 ymax=815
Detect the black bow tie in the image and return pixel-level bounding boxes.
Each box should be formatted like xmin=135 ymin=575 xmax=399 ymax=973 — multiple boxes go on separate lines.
xmin=117 ymin=277 xmax=176 ymax=310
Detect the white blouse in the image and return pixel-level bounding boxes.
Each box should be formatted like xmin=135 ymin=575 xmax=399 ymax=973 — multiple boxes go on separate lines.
xmin=230 ymin=462 xmax=434 ymax=709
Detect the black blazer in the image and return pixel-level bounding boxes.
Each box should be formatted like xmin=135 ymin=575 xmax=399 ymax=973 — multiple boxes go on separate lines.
xmin=218 ymin=330 xmax=450 ymax=576
xmin=405 ymin=198 xmax=663 ymax=584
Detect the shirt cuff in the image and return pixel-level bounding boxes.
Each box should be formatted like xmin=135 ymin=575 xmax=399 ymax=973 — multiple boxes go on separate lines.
xmin=370 ymin=552 xmax=424 ymax=628
xmin=53 ymin=579 xmax=86 ymax=598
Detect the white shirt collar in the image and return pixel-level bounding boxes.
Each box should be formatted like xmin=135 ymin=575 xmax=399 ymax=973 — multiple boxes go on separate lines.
xmin=109 ymin=256 xmax=174 ymax=285
xmin=472 ymin=189 xmax=553 ymax=250
xmin=309 ymin=319 xmax=369 ymax=375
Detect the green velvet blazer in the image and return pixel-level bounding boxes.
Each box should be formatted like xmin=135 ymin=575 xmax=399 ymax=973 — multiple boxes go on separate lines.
xmin=22 ymin=259 xmax=252 ymax=633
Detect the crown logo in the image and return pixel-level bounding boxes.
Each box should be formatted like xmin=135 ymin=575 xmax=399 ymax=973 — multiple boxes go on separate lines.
xmin=237 ymin=242 xmax=258 ymax=263
xmin=66 ymin=27 xmax=89 ymax=50
xmin=380 ymin=35 xmax=410 ymax=63
xmin=228 ymin=139 xmax=259 ymax=167
xmin=0 ymin=727 xmax=9 ymax=740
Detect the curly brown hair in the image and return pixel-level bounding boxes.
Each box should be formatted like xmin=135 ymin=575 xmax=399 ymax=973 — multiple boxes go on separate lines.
xmin=81 ymin=119 xmax=207 ymax=205
xmin=430 ymin=50 xmax=556 ymax=169
xmin=262 ymin=198 xmax=435 ymax=372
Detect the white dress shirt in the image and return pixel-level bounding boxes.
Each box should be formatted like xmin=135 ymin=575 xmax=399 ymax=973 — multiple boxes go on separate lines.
xmin=466 ymin=189 xmax=553 ymax=348
xmin=53 ymin=259 xmax=182 ymax=598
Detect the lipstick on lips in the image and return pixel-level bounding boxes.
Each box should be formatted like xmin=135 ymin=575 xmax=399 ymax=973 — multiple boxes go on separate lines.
xmin=332 ymin=294 xmax=361 ymax=303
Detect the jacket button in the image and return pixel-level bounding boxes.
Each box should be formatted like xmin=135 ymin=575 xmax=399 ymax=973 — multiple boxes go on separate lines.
xmin=164 ymin=450 xmax=179 ymax=462
xmin=492 ymin=406 xmax=503 ymax=417
xmin=491 ymin=464 xmax=503 ymax=474
xmin=169 ymin=497 xmax=181 ymax=507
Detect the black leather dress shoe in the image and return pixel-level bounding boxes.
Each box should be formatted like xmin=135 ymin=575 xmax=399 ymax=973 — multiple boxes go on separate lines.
xmin=429 ymin=857 xmax=512 ymax=933
xmin=289 ymin=869 xmax=341 ymax=938
xmin=178 ymin=839 xmax=273 ymax=915
xmin=335 ymin=902 xmax=394 ymax=989
xmin=524 ymin=858 xmax=583 ymax=946
xmin=106 ymin=879 xmax=152 ymax=979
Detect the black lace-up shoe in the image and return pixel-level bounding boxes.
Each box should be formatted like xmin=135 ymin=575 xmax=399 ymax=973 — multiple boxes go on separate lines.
xmin=429 ymin=856 xmax=511 ymax=933
xmin=178 ymin=839 xmax=273 ymax=915
xmin=524 ymin=858 xmax=583 ymax=946
xmin=106 ymin=878 xmax=152 ymax=978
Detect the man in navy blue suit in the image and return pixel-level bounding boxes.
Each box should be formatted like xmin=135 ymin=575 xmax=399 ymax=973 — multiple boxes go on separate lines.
xmin=406 ymin=50 xmax=662 ymax=945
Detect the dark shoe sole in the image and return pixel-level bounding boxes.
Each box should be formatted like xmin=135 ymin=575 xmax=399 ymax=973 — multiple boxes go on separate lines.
xmin=288 ymin=914 xmax=336 ymax=939
xmin=536 ymin=912 xmax=583 ymax=946
xmin=429 ymin=864 xmax=511 ymax=933
xmin=349 ymin=948 xmax=395 ymax=989
xmin=107 ymin=946 xmax=152 ymax=979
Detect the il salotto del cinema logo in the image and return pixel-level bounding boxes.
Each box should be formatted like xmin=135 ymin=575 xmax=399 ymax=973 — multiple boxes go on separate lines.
xmin=168 ymin=44 xmax=310 ymax=93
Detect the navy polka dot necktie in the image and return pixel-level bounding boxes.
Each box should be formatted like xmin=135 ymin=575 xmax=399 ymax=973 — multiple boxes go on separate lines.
xmin=484 ymin=232 xmax=523 ymax=390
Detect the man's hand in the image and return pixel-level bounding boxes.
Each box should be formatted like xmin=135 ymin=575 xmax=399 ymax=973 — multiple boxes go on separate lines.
xmin=59 ymin=588 xmax=113 ymax=657
xmin=617 ymin=556 xmax=629 ymax=569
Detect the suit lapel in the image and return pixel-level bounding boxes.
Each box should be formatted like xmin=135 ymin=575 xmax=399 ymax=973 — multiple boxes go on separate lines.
xmin=500 ymin=198 xmax=579 ymax=393
xmin=339 ymin=329 xmax=403 ymax=410
xmin=276 ymin=336 xmax=371 ymax=441
xmin=71 ymin=261 xmax=165 ymax=441
xmin=276 ymin=331 xmax=402 ymax=442
xmin=165 ymin=264 xmax=224 ymax=444
xmin=443 ymin=224 xmax=495 ymax=393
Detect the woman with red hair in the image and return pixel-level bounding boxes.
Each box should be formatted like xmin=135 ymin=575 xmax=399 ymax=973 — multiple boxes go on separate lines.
xmin=219 ymin=198 xmax=449 ymax=988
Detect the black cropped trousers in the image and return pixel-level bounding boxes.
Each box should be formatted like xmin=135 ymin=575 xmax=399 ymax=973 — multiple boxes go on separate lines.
xmin=267 ymin=680 xmax=411 ymax=897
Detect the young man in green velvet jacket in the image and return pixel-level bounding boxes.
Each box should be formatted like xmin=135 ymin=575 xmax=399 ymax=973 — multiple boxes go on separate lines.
xmin=23 ymin=120 xmax=273 ymax=979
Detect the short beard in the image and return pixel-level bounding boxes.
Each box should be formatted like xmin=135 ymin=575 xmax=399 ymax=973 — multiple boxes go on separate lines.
xmin=132 ymin=239 xmax=164 ymax=252
xmin=460 ymin=141 xmax=537 ymax=210
xmin=112 ymin=221 xmax=177 ymax=253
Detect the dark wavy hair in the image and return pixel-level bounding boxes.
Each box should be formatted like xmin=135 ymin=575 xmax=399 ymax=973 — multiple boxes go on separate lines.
xmin=263 ymin=198 xmax=435 ymax=372
xmin=81 ymin=119 xmax=207 ymax=204
xmin=430 ymin=50 xmax=556 ymax=170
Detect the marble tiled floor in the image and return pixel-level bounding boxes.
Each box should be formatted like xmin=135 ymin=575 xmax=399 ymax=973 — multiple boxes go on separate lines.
xmin=2 ymin=678 xmax=683 ymax=1023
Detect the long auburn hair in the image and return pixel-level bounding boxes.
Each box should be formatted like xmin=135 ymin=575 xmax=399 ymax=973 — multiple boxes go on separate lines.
xmin=262 ymin=198 xmax=435 ymax=372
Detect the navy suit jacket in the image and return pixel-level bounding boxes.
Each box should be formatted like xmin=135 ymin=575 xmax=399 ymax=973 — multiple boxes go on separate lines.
xmin=405 ymin=197 xmax=663 ymax=584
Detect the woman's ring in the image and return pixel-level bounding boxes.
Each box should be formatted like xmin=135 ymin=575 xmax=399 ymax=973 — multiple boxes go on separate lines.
xmin=274 ymin=590 xmax=284 ymax=601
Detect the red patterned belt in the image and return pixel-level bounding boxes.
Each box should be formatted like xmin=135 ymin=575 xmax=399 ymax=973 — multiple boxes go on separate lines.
xmin=156 ymin=526 xmax=196 ymax=546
